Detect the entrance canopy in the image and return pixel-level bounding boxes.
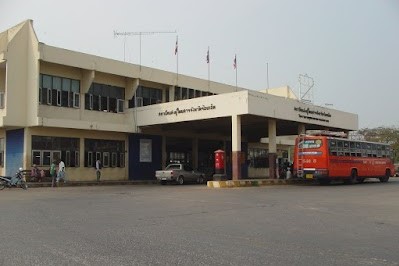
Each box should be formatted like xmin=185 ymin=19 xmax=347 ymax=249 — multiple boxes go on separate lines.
xmin=136 ymin=90 xmax=358 ymax=139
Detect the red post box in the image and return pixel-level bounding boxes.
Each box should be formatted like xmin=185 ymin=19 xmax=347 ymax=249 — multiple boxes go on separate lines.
xmin=214 ymin=149 xmax=225 ymax=174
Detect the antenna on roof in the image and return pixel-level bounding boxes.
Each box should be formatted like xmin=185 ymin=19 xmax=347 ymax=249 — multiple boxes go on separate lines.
xmin=113 ymin=30 xmax=177 ymax=67
xmin=298 ymin=74 xmax=314 ymax=104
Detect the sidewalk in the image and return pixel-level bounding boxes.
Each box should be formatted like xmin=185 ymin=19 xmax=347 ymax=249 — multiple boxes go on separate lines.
xmin=27 ymin=180 xmax=158 ymax=188
xmin=207 ymin=178 xmax=312 ymax=188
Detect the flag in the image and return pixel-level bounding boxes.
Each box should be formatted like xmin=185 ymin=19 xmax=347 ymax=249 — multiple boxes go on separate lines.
xmin=233 ymin=54 xmax=237 ymax=69
xmin=206 ymin=48 xmax=210 ymax=64
xmin=174 ymin=37 xmax=178 ymax=55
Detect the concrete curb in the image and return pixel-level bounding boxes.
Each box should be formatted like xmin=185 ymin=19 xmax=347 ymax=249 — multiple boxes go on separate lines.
xmin=207 ymin=179 xmax=310 ymax=188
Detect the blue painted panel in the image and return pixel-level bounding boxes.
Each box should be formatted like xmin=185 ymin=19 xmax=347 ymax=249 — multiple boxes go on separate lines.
xmin=128 ymin=134 xmax=162 ymax=180
xmin=6 ymin=129 xmax=24 ymax=176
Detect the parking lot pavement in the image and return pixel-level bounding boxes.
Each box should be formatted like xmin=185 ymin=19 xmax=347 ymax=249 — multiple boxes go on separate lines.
xmin=1 ymin=180 xmax=399 ymax=266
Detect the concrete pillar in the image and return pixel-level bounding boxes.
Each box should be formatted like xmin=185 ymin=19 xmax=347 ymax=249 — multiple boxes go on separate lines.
xmin=232 ymin=115 xmax=242 ymax=180
xmin=268 ymin=119 xmax=277 ymax=179
xmin=169 ymin=86 xmax=175 ymax=102
xmin=80 ymin=137 xmax=85 ymax=168
xmin=162 ymin=136 xmax=167 ymax=169
xmin=192 ymin=138 xmax=198 ymax=169
xmin=298 ymin=124 xmax=306 ymax=135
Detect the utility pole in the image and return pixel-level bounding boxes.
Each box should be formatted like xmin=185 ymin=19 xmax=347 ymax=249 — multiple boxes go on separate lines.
xmin=113 ymin=30 xmax=176 ymax=68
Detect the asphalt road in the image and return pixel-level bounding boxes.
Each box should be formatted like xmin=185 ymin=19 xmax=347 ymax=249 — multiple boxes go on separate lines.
xmin=1 ymin=179 xmax=399 ymax=266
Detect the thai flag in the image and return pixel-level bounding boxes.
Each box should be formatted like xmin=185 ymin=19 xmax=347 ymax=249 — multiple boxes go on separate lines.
xmin=174 ymin=38 xmax=178 ymax=55
xmin=233 ymin=54 xmax=237 ymax=69
xmin=206 ymin=48 xmax=209 ymax=64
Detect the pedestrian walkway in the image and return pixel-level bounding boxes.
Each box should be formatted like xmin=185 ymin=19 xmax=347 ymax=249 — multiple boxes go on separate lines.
xmin=27 ymin=180 xmax=158 ymax=188
xmin=207 ymin=178 xmax=312 ymax=188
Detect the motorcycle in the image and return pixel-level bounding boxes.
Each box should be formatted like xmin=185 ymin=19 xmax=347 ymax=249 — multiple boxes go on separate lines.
xmin=0 ymin=168 xmax=28 ymax=190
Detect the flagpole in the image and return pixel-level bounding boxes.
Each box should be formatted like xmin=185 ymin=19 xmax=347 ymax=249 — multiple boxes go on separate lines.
xmin=207 ymin=46 xmax=210 ymax=92
xmin=176 ymin=35 xmax=179 ymax=86
xmin=235 ymin=54 xmax=238 ymax=91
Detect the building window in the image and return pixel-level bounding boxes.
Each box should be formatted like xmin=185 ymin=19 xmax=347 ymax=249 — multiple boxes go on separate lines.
xmin=103 ymin=152 xmax=110 ymax=167
xmin=39 ymin=74 xmax=80 ymax=108
xmin=87 ymin=152 xmax=93 ymax=167
xmin=248 ymin=148 xmax=269 ymax=168
xmin=84 ymin=139 xmax=125 ymax=168
xmin=32 ymin=136 xmax=80 ymax=167
xmin=32 ymin=150 xmax=41 ymax=165
xmin=85 ymin=83 xmax=124 ymax=113
xmin=119 ymin=153 xmax=125 ymax=167
xmin=111 ymin=152 xmax=117 ymax=167
xmin=129 ymin=86 xmax=162 ymax=108
xmin=0 ymin=92 xmax=4 ymax=109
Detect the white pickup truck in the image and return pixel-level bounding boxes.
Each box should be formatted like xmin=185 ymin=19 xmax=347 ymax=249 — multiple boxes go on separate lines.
xmin=155 ymin=163 xmax=206 ymax=185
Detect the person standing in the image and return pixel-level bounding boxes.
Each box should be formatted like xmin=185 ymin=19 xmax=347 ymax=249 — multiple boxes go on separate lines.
xmin=95 ymin=159 xmax=102 ymax=182
xmin=50 ymin=161 xmax=56 ymax=187
xmin=30 ymin=164 xmax=41 ymax=182
xmin=56 ymin=159 xmax=66 ymax=184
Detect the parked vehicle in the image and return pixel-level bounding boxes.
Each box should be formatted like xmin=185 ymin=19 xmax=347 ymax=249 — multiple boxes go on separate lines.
xmin=293 ymin=131 xmax=395 ymax=185
xmin=0 ymin=168 xmax=28 ymax=190
xmin=156 ymin=164 xmax=206 ymax=185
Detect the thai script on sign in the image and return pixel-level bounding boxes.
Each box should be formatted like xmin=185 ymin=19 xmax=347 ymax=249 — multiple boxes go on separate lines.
xmin=294 ymin=107 xmax=331 ymax=123
xmin=158 ymin=104 xmax=216 ymax=116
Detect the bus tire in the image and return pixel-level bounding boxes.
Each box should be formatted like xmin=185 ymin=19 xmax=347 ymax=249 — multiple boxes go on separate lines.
xmin=379 ymin=170 xmax=390 ymax=183
xmin=345 ymin=170 xmax=357 ymax=185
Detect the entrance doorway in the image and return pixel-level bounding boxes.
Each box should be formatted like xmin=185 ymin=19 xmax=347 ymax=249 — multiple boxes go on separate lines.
xmin=166 ymin=137 xmax=192 ymax=165
xmin=198 ymin=139 xmax=223 ymax=179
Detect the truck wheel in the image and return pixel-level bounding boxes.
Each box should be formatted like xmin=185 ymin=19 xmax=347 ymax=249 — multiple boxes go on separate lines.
xmin=177 ymin=176 xmax=184 ymax=185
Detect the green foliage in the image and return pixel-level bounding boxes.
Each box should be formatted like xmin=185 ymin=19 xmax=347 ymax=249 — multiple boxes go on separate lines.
xmin=357 ymin=127 xmax=399 ymax=163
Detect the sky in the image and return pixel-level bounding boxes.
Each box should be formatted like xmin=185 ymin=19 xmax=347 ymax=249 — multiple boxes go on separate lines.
xmin=1 ymin=0 xmax=398 ymax=129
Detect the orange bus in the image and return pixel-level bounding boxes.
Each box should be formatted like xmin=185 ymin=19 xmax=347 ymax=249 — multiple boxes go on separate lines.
xmin=293 ymin=132 xmax=395 ymax=185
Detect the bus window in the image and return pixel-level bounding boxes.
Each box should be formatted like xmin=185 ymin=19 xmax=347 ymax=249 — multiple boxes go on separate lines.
xmin=337 ymin=141 xmax=344 ymax=156
xmin=349 ymin=141 xmax=356 ymax=157
xmin=377 ymin=145 xmax=382 ymax=158
xmin=329 ymin=139 xmax=337 ymax=156
xmin=361 ymin=142 xmax=367 ymax=157
xmin=367 ymin=143 xmax=372 ymax=157
xmin=343 ymin=141 xmax=350 ymax=156
xmin=381 ymin=145 xmax=386 ymax=158
xmin=371 ymin=144 xmax=377 ymax=157
xmin=355 ymin=142 xmax=362 ymax=157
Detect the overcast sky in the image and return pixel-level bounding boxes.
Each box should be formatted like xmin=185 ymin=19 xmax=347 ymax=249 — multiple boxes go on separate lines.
xmin=1 ymin=0 xmax=398 ymax=129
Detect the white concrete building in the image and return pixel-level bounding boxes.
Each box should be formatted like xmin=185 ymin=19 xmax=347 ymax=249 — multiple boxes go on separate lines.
xmin=0 ymin=20 xmax=358 ymax=180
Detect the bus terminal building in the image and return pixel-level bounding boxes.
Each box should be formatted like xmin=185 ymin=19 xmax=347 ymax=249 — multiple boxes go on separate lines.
xmin=0 ymin=20 xmax=358 ymax=181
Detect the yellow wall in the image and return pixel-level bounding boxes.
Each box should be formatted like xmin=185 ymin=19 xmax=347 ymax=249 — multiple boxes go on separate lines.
xmin=25 ymin=127 xmax=129 ymax=181
xmin=38 ymin=61 xmax=136 ymax=133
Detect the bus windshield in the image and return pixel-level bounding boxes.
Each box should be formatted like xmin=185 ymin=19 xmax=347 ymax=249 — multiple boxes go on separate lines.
xmin=299 ymin=139 xmax=323 ymax=149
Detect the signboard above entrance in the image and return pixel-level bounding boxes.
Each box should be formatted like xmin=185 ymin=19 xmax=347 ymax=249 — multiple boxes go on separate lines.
xmin=158 ymin=104 xmax=216 ymax=117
